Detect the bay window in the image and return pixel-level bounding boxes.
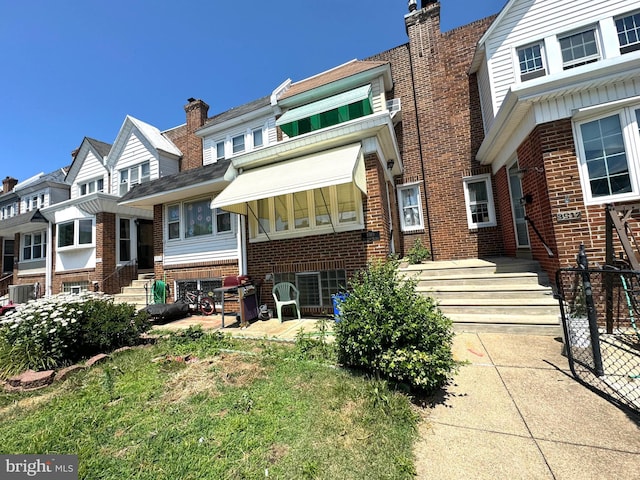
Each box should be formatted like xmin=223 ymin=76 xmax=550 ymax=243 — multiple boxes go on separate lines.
xmin=576 ymin=106 xmax=640 ymax=204
xmin=57 ymin=219 xmax=94 ymax=248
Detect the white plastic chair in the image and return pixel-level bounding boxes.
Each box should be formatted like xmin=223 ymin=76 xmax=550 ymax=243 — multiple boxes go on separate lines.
xmin=272 ymin=282 xmax=301 ymax=322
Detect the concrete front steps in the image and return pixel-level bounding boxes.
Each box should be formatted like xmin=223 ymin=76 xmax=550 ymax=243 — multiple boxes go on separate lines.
xmin=400 ymin=257 xmax=561 ymax=335
xmin=112 ymin=273 xmax=154 ymax=311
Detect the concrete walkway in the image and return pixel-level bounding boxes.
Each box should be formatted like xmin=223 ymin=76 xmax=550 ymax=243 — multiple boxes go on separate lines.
xmin=415 ymin=332 xmax=640 ymax=480
xmin=153 ymin=317 xmax=640 ymax=478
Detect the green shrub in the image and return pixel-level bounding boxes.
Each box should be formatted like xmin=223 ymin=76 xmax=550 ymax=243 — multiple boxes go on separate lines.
xmin=334 ymin=259 xmax=457 ymax=392
xmin=0 ymin=293 xmax=150 ymax=377
xmin=406 ymin=238 xmax=430 ymax=264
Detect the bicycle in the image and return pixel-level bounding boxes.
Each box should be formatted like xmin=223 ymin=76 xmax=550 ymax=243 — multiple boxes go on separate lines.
xmin=178 ymin=289 xmax=216 ymax=316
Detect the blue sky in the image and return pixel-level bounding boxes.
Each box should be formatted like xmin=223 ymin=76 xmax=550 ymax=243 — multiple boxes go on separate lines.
xmin=0 ymin=0 xmax=507 ymax=182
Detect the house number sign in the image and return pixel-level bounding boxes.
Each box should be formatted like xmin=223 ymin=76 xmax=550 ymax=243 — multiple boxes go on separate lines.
xmin=556 ymin=211 xmax=581 ymax=222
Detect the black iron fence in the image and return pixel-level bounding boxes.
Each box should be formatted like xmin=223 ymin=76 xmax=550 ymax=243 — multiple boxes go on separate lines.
xmin=556 ymin=261 xmax=640 ymax=414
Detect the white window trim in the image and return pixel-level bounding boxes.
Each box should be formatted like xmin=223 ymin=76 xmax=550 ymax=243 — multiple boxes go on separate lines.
xmin=463 ymin=174 xmax=497 ymax=229
xmin=574 ymin=106 xmax=640 ymax=206
xmin=514 ymin=41 xmax=547 ymax=83
xmin=119 ymin=161 xmax=151 ymax=196
xmin=117 ymin=216 xmax=133 ymax=265
xmin=248 ymin=184 xmax=364 ymax=242
xmin=397 ymin=182 xmax=425 ymax=232
xmin=558 ymin=25 xmax=602 ymax=70
xmin=20 ymin=230 xmax=47 ymax=262
xmin=165 ymin=197 xmax=236 ymax=242
xmin=79 ymin=177 xmax=105 ymax=196
xmin=56 ymin=218 xmax=95 ymax=251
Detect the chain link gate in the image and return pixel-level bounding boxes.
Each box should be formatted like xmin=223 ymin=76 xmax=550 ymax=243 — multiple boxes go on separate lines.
xmin=556 ymin=261 xmax=640 ymax=414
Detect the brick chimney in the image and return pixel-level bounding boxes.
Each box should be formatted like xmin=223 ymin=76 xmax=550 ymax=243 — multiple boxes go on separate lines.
xmin=181 ymin=98 xmax=210 ymax=171
xmin=2 ymin=176 xmax=18 ymax=193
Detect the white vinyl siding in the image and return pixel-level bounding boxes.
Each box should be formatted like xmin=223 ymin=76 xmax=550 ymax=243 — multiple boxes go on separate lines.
xmin=71 ymin=150 xmax=108 ymax=198
xmin=111 ymin=131 xmax=159 ymax=194
xmin=481 ymin=0 xmax=637 ymax=123
xmin=202 ymin=118 xmax=275 ymax=166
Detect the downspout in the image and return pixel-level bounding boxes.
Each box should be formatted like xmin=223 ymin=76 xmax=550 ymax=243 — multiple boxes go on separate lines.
xmin=407 ymin=42 xmax=436 ymax=260
xmin=385 ymin=179 xmax=396 ymax=255
xmin=238 ymin=214 xmax=247 ymax=275
xmin=45 ymin=220 xmax=53 ymax=296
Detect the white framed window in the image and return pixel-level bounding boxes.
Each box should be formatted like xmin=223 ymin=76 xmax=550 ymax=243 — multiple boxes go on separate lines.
xmin=252 ymin=128 xmax=264 ymax=148
xmin=22 ymin=231 xmax=46 ymax=261
xmin=274 ymin=269 xmax=346 ymax=308
xmin=119 ymin=162 xmax=150 ymax=195
xmin=249 ymin=184 xmax=363 ymax=241
xmin=232 ymin=134 xmax=245 ymax=154
xmin=517 ymin=42 xmax=546 ymax=82
xmin=616 ymin=11 xmax=640 ymax=54
xmin=575 ymin=106 xmax=640 ymax=204
xmin=62 ymin=281 xmax=89 ymax=294
xmin=559 ymin=26 xmax=600 ymax=70
xmin=165 ymin=197 xmax=234 ymax=241
xmin=216 ymin=141 xmax=225 ymax=160
xmin=397 ymin=183 xmax=424 ymax=232
xmin=57 ymin=219 xmax=94 ymax=249
xmin=463 ymin=174 xmax=497 ymax=229
xmin=79 ymin=178 xmax=104 ymax=196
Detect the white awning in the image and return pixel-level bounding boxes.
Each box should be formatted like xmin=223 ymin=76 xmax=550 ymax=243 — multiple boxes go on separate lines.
xmin=211 ymin=143 xmax=366 ymax=215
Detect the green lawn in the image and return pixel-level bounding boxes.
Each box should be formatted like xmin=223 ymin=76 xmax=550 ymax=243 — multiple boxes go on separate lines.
xmin=0 ymin=332 xmax=418 ymax=479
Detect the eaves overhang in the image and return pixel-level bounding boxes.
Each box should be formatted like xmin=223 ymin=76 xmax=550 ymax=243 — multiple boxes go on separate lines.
xmin=0 ymin=210 xmax=48 ymax=236
xmin=41 ymin=193 xmax=153 ymax=219
xmin=277 ymin=64 xmax=393 ymax=109
xmin=118 ymin=176 xmax=230 ymax=209
xmin=195 ymin=104 xmax=277 ymax=138
xmin=477 ymin=55 xmax=640 ymax=173
xmin=229 ymin=111 xmax=403 ymax=177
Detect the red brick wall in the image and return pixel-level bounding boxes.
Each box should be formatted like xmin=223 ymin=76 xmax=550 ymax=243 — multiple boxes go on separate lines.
xmin=247 ymin=153 xmax=392 ymax=313
xmin=368 ymin=6 xmax=501 ymax=260
xmin=495 ymin=166 xmax=516 ymax=256
xmin=165 ymin=99 xmax=209 ymax=172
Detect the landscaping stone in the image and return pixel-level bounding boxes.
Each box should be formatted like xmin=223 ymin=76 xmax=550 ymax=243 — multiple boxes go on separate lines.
xmin=113 ymin=346 xmax=135 ymax=354
xmin=85 ymin=353 xmax=109 ymax=367
xmin=8 ymin=369 xmax=55 ymax=389
xmin=54 ymin=365 xmax=86 ymax=382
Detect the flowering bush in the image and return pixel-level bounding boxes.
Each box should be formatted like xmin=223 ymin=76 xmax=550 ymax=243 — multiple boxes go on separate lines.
xmin=0 ymin=293 xmax=149 ymax=378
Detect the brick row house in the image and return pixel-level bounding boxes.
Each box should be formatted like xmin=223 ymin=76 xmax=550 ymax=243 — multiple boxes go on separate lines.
xmin=4 ymin=0 xmax=640 ymax=320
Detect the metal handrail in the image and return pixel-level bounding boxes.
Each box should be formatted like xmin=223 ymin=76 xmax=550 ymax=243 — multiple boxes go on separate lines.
xmin=102 ymin=259 xmax=138 ymax=295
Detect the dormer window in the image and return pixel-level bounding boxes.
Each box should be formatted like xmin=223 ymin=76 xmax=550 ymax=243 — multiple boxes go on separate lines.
xmin=276 ymin=85 xmax=373 ymax=138
xmin=119 ymin=162 xmax=150 ymax=195
xmin=616 ymin=11 xmax=640 ymax=54
xmin=517 ymin=42 xmax=546 ymax=81
xmin=79 ymin=178 xmax=104 ymax=196
xmin=216 ymin=141 xmax=225 ymax=160
xmin=252 ymin=128 xmax=263 ymax=148
xmin=559 ymin=27 xmax=600 ymax=70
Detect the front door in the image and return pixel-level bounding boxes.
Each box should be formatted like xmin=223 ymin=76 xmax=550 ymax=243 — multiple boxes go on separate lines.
xmin=136 ymin=220 xmax=154 ymax=270
xmin=2 ymin=239 xmax=14 ymax=273
xmin=508 ymin=162 xmax=531 ymax=252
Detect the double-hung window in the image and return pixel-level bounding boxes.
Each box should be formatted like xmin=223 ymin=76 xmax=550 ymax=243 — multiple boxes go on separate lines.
xmin=232 ymin=134 xmax=245 ymax=154
xmin=252 ymin=128 xmax=263 ymax=148
xmin=119 ymin=162 xmax=150 ymax=195
xmin=559 ymin=27 xmax=600 ymax=70
xmin=398 ymin=184 xmax=424 ymax=232
xmin=22 ymin=231 xmax=46 ymax=261
xmin=166 ymin=198 xmax=233 ymax=241
xmin=616 ymin=11 xmax=640 ymax=54
xmin=57 ymin=219 xmax=93 ymax=249
xmin=575 ymin=107 xmax=640 ymax=204
xmin=517 ymin=42 xmax=546 ymax=81
xmin=216 ymin=141 xmax=225 ymax=160
xmin=463 ymin=174 xmax=497 ymax=229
